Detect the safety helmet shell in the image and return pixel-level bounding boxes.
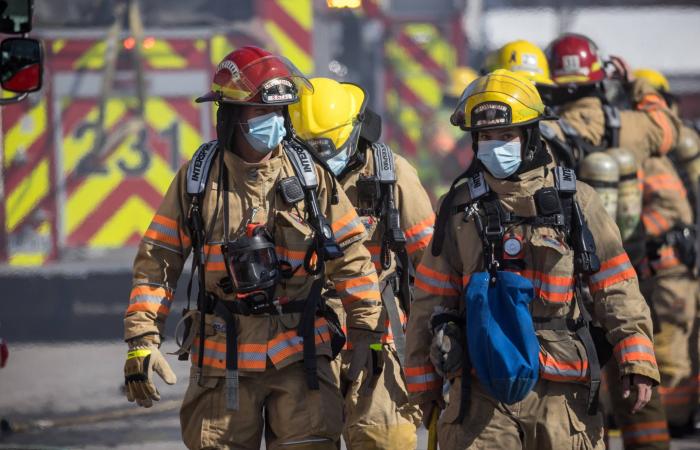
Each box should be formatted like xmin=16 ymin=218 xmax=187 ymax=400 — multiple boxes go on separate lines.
xmin=451 ymin=69 xmax=547 ymax=132
xmin=634 ymin=68 xmax=670 ymax=93
xmin=197 ymin=46 xmax=312 ymax=106
xmin=447 ymin=66 xmax=479 ymax=98
xmin=288 ymin=77 xmax=367 ymax=160
xmin=546 ymin=34 xmax=605 ymax=85
xmin=491 ymin=40 xmax=554 ymax=86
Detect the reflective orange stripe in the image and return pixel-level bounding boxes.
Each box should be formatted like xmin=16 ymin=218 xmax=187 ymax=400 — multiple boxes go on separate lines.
xmin=415 ymin=264 xmax=460 ymax=297
xmin=334 ymin=273 xmax=381 ymax=306
xmin=622 ymin=420 xmax=669 ymax=445
xmin=539 ymin=353 xmax=589 ymax=382
xmin=404 ymin=214 xmax=435 ymax=254
xmin=126 ymin=284 xmax=173 ymax=315
xmin=332 ymin=210 xmax=365 ymax=243
xmin=614 ymin=335 xmax=657 ymax=366
xmin=641 ymin=209 xmax=671 ymax=236
xmin=588 ymin=253 xmax=636 ymax=293
xmin=405 ymin=365 xmax=441 ymax=392
xmin=650 ymin=246 xmax=682 ymax=271
xmin=637 ymin=94 xmax=666 ymax=110
xmin=649 ymin=109 xmax=674 ymax=154
xmin=520 ymin=270 xmax=574 ymax=303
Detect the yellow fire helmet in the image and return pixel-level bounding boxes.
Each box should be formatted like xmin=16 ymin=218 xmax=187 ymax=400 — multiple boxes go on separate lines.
xmin=447 ymin=66 xmax=479 ymax=98
xmin=634 ymin=68 xmax=670 ymax=93
xmin=490 ymin=40 xmax=554 ymax=86
xmin=451 ymin=69 xmax=549 ymax=132
xmin=288 ymin=77 xmax=367 ymax=161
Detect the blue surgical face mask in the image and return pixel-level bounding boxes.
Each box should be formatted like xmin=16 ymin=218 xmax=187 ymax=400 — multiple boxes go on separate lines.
xmin=243 ymin=112 xmax=286 ymax=154
xmin=477 ymin=139 xmax=522 ymax=179
xmin=325 ymin=147 xmax=351 ymax=176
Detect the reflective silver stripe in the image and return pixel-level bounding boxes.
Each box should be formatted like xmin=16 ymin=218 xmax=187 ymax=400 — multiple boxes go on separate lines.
xmin=406 ymin=372 xmax=438 ymax=385
xmin=589 ymin=260 xmax=633 ymax=284
xmin=407 ymin=226 xmax=433 ymax=244
xmin=335 ymin=218 xmax=362 ymax=241
xmin=149 ymin=221 xmax=178 ymax=238
xmin=617 ymin=344 xmax=654 ymax=358
xmin=190 ymin=345 xmax=225 ymax=361
xmin=541 ymin=364 xmax=585 ymax=379
xmin=340 ymin=281 xmax=378 ymax=296
xmin=130 ymin=294 xmax=172 ymax=307
xmin=415 ymin=271 xmax=456 ymax=289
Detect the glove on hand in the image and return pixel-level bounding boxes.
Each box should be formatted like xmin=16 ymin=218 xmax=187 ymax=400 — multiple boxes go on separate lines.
xmin=124 ymin=342 xmax=177 ymax=408
xmin=346 ymin=327 xmax=384 ymax=395
xmin=430 ymin=322 xmax=464 ymax=378
xmin=429 ymin=308 xmax=464 ymax=378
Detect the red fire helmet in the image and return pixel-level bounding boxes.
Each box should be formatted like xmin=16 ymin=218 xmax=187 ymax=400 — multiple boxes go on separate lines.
xmin=546 ymin=34 xmax=605 ymax=85
xmin=196 ymin=46 xmax=312 ymax=105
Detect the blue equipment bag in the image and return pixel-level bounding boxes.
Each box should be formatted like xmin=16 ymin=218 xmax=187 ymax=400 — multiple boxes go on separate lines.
xmin=465 ymin=271 xmax=540 ymax=404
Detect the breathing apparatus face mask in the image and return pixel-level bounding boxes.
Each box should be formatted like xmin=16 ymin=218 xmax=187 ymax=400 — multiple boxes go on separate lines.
xmin=306 ymin=120 xmax=362 ymax=176
xmin=242 ymin=112 xmax=287 ymax=154
xmin=222 ymin=224 xmax=280 ymax=305
xmin=477 ymin=139 xmax=522 ymax=179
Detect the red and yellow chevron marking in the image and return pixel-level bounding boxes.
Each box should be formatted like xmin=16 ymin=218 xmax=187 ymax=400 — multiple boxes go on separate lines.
xmin=49 ymin=37 xmax=208 ymax=71
xmin=3 ymin=97 xmax=55 ymax=265
xmin=260 ymin=0 xmax=314 ymax=75
xmin=60 ymin=97 xmax=204 ymax=248
xmin=384 ymin=23 xmax=456 ymax=157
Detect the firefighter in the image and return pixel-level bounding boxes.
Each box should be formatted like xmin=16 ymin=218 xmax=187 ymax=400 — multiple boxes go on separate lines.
xmin=121 ymin=47 xmax=384 ymax=450
xmin=547 ymin=34 xmax=688 ymax=448
xmin=635 ymin=67 xmax=700 ymax=436
xmin=289 ymin=77 xmax=435 ymax=449
xmin=405 ymin=69 xmax=660 ymax=450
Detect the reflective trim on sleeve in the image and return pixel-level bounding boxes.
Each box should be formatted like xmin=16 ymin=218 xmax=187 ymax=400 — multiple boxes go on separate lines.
xmin=405 ymin=214 xmax=435 ymax=254
xmin=127 ymin=284 xmax=174 ymax=315
xmin=641 ymin=208 xmax=671 ymax=237
xmin=614 ymin=335 xmax=657 ymax=366
xmin=332 ymin=210 xmax=366 ymax=244
xmin=588 ymin=253 xmax=636 ymax=293
xmin=334 ymin=273 xmax=381 ymax=307
xmin=404 ymin=365 xmax=441 ymax=392
xmin=415 ymin=264 xmax=461 ymax=297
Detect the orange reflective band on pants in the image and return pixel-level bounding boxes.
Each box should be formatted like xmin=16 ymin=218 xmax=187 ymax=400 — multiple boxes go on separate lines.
xmin=622 ymin=421 xmax=670 ymax=447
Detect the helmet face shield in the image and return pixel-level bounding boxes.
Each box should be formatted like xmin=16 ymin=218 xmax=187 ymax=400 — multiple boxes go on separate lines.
xmin=302 ymin=118 xmax=362 ymax=162
xmin=198 ymin=54 xmax=313 ymax=105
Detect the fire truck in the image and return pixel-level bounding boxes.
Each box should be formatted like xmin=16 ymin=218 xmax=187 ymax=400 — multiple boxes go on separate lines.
xmin=1 ymin=0 xmax=467 ymax=266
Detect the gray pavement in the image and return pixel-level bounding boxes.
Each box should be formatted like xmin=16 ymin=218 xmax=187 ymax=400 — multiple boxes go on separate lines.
xmin=0 ymin=342 xmax=698 ymax=449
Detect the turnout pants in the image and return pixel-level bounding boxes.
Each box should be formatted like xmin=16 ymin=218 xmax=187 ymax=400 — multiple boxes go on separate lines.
xmin=438 ymin=376 xmax=604 ymax=450
xmin=641 ymin=269 xmax=698 ymax=428
xmin=180 ymin=358 xmax=343 ymax=450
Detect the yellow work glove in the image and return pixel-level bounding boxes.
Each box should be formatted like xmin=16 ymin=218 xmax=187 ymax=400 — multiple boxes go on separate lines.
xmin=346 ymin=327 xmax=384 ymax=395
xmin=124 ymin=343 xmax=177 ymax=408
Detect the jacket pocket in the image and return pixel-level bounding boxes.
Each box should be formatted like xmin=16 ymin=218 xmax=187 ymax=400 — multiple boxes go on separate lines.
xmin=538 ymin=330 xmax=589 ymax=385
xmin=526 ymin=228 xmax=575 ymax=308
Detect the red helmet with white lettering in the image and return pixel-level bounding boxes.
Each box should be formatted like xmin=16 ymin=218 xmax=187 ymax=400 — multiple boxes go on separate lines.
xmin=196 ymin=46 xmax=312 ymax=105
xmin=546 ymin=34 xmax=605 ymax=85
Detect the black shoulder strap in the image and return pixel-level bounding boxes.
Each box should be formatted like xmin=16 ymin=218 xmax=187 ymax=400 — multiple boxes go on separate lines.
xmin=540 ymin=122 xmax=577 ymax=169
xmin=432 ymin=168 xmax=487 ymax=257
xmin=602 ymin=104 xmax=621 ymax=149
xmin=283 ymin=139 xmax=319 ymax=189
xmin=186 ymin=141 xmax=219 ymax=196
xmin=371 ymin=142 xmax=397 ymax=183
